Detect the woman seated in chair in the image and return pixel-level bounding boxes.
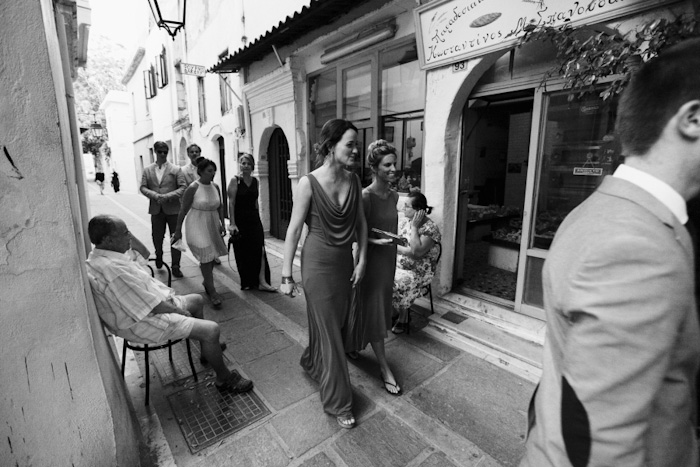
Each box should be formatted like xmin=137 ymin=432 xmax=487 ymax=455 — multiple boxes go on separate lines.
xmin=392 ymin=192 xmax=441 ymax=334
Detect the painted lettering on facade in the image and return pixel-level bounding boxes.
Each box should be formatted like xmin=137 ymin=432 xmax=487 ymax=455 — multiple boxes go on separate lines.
xmin=414 ymin=0 xmax=666 ymax=70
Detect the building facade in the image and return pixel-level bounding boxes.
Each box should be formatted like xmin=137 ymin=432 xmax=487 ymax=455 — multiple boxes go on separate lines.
xmin=209 ymin=0 xmax=697 ymax=379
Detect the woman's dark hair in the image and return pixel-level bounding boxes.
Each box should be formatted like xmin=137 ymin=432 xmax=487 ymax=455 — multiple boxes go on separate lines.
xmin=313 ymin=119 xmax=358 ymax=168
xmin=195 ymin=157 xmax=217 ymax=175
xmin=88 ymin=215 xmax=118 ymax=245
xmin=407 ymin=191 xmax=433 ymax=214
xmin=367 ymin=139 xmax=397 ymax=170
xmin=239 ymin=153 xmax=255 ymax=167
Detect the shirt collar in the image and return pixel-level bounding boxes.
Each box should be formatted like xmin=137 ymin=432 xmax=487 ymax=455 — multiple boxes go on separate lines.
xmin=90 ymin=248 xmax=130 ymax=260
xmin=613 ymin=164 xmax=688 ymax=224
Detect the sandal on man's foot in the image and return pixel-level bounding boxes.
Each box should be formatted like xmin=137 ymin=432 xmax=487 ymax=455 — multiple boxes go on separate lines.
xmin=215 ymin=370 xmax=253 ymax=394
xmin=391 ymin=322 xmax=408 ymax=335
xmin=336 ymin=413 xmax=355 ymax=429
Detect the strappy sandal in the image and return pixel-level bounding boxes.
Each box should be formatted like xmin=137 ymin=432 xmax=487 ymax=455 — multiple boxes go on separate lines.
xmin=336 ymin=413 xmax=355 ymax=429
xmin=391 ymin=322 xmax=408 ymax=335
xmin=258 ymin=284 xmax=278 ymax=293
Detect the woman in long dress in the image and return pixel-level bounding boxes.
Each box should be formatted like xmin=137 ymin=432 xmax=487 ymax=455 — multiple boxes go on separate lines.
xmin=346 ymin=140 xmax=401 ymax=395
xmin=172 ymin=157 xmax=228 ymax=308
xmin=227 ymin=154 xmax=276 ymax=292
xmin=279 ymin=119 xmax=368 ymax=429
xmin=392 ymin=192 xmax=441 ymax=333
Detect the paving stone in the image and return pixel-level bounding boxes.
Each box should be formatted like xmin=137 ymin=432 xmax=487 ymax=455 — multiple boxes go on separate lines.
xmin=194 ymin=425 xmax=290 ymax=467
xmin=271 ymin=394 xmax=341 ymax=457
xmin=418 ymin=451 xmax=459 ymax=467
xmin=245 ymin=343 xmax=317 ymax=410
xmin=298 ymin=452 xmax=336 ymax=467
xmin=222 ymin=317 xmax=295 ymax=364
xmin=333 ymin=410 xmax=428 ymax=467
xmin=393 ymin=331 xmax=461 ymax=363
xmin=409 ymin=355 xmax=533 ymax=467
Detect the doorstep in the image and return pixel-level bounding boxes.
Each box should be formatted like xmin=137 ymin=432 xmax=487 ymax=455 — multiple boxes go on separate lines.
xmin=420 ymin=292 xmax=545 ymax=384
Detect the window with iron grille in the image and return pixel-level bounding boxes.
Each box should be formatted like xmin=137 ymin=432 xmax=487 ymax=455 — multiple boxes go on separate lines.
xmin=156 ymin=47 xmax=168 ymax=88
xmin=197 ymin=77 xmax=207 ymax=123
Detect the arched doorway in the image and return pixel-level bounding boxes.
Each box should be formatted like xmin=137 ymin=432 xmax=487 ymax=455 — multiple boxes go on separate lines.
xmin=268 ymin=128 xmax=292 ymax=240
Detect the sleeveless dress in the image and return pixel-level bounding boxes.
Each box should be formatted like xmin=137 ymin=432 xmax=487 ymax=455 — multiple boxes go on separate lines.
xmin=300 ymin=173 xmax=360 ymax=417
xmin=185 ymin=181 xmax=227 ymax=263
xmin=232 ymin=176 xmax=271 ymax=288
xmin=346 ymin=189 xmax=398 ymax=350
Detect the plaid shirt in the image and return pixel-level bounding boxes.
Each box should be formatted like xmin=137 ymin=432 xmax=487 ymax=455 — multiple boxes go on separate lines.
xmin=86 ymin=248 xmax=178 ymax=343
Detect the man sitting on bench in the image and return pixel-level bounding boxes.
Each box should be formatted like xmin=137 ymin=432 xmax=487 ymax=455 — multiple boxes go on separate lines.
xmin=86 ymin=214 xmax=252 ymax=394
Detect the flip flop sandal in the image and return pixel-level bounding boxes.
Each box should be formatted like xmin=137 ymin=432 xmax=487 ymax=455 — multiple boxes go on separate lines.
xmin=336 ymin=414 xmax=355 ymax=429
xmin=381 ymin=376 xmax=402 ymax=396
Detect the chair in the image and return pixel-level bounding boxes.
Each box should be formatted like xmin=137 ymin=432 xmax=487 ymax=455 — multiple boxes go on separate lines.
xmin=119 ymin=258 xmax=197 ymax=406
xmin=407 ymin=241 xmax=442 ymax=335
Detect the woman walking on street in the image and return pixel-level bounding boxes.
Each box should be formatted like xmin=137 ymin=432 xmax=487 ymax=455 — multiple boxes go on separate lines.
xmin=346 ymin=139 xmax=401 ymax=395
xmin=279 ymin=119 xmax=368 ymax=429
xmin=227 ymin=153 xmax=276 ymax=292
xmin=172 ymin=157 xmax=228 ymax=308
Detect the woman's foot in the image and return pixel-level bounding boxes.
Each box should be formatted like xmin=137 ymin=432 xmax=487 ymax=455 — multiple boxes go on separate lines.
xmin=336 ymin=413 xmax=355 ymax=429
xmin=203 ymin=282 xmax=223 ymax=308
xmin=380 ymin=371 xmax=402 ymax=396
xmin=258 ymin=283 xmax=277 ymax=293
xmin=391 ymin=322 xmax=408 ymax=334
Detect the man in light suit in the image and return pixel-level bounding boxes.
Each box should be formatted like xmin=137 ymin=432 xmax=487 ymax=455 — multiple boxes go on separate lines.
xmin=140 ymin=141 xmax=186 ymax=277
xmin=521 ymin=39 xmax=700 ymax=467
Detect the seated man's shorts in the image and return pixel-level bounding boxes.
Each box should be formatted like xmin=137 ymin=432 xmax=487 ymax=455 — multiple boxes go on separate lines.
xmin=120 ymin=295 xmax=197 ymax=344
xmin=158 ymin=295 xmax=197 ymax=342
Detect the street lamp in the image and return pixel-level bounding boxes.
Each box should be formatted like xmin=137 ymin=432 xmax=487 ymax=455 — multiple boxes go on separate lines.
xmin=147 ymin=0 xmax=187 ymax=40
xmin=89 ymin=120 xmax=105 ymax=139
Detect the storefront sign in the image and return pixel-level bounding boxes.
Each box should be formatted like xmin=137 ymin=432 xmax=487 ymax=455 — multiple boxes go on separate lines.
xmin=181 ymin=63 xmax=206 ymax=77
xmin=414 ymin=0 xmax=672 ymax=70
xmin=573 ymin=167 xmax=603 ymax=176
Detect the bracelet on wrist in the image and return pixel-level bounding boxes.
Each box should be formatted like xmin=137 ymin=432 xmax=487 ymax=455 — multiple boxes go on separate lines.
xmin=281 ymin=276 xmax=295 ymax=284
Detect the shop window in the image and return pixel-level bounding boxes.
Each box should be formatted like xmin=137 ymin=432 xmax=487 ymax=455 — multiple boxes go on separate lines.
xmin=143 ymin=66 xmax=157 ymax=99
xmin=309 ymin=69 xmax=337 ymax=152
xmin=156 ymin=47 xmax=168 ymax=88
xmin=381 ymin=43 xmax=425 ymax=192
xmin=197 ymin=77 xmax=207 ymax=124
xmin=343 ymin=62 xmax=371 ymax=122
xmin=531 ymin=91 xmax=621 ymax=250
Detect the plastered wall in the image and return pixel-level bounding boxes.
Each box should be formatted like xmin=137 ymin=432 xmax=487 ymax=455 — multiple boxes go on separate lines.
xmin=0 ymin=1 xmax=141 ymax=465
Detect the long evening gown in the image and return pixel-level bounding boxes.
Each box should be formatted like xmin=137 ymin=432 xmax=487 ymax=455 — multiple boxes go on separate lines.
xmin=185 ymin=181 xmax=227 ymax=262
xmin=232 ymin=176 xmax=271 ymax=289
xmin=300 ymin=173 xmax=360 ymax=417
xmin=346 ymin=189 xmax=398 ymax=350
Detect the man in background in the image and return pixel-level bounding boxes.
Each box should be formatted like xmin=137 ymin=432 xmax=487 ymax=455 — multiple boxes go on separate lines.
xmin=140 ymin=141 xmax=186 ymax=277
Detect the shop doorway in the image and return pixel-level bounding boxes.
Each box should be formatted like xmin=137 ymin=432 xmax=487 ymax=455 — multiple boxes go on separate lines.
xmin=453 ymin=92 xmax=533 ymax=306
xmin=268 ymin=128 xmax=292 ymax=240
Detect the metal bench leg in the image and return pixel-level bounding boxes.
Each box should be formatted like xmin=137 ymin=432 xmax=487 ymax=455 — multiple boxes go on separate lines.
xmin=185 ymin=339 xmax=198 ymax=382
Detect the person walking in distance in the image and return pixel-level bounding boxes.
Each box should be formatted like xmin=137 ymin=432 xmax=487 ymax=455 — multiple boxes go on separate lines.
xmin=140 ymin=141 xmax=186 ymax=278
xmin=520 ymin=38 xmax=700 ymax=467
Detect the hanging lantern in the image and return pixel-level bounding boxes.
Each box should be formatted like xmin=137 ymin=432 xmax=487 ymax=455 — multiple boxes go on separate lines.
xmin=147 ymin=0 xmax=186 ymax=40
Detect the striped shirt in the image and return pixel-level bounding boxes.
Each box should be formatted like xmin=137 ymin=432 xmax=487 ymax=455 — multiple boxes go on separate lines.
xmin=87 ymin=248 xmax=180 ymax=344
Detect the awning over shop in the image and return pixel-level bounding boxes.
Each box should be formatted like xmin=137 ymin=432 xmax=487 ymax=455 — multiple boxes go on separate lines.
xmin=207 ymin=0 xmax=379 ymax=73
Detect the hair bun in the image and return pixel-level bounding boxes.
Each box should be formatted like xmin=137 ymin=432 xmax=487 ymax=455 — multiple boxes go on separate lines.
xmin=195 ymin=156 xmax=206 ymax=164
xmin=368 ymin=139 xmax=389 ymax=153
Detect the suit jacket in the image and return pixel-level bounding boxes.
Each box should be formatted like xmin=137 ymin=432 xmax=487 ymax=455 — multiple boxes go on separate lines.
xmin=140 ymin=162 xmax=186 ymax=215
xmin=521 ymin=176 xmax=700 ymax=467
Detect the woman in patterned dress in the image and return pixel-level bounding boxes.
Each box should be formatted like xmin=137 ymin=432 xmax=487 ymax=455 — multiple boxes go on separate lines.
xmin=172 ymin=157 xmax=228 ymax=308
xmin=392 ymin=192 xmax=441 ymax=334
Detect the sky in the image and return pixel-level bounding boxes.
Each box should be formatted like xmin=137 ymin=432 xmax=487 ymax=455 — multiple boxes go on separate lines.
xmin=89 ymin=0 xmax=313 ymax=50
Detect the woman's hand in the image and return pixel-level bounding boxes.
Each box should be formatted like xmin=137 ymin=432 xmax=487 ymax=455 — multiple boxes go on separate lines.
xmin=279 ymin=277 xmax=300 ymax=297
xmin=412 ymin=209 xmax=426 ymax=228
xmin=228 ymin=224 xmax=239 ymax=235
xmin=171 ymin=231 xmax=182 ymax=243
xmin=219 ymin=223 xmax=226 ymax=236
xmin=370 ymin=238 xmax=394 ymax=246
xmin=350 ymin=261 xmax=366 ymax=287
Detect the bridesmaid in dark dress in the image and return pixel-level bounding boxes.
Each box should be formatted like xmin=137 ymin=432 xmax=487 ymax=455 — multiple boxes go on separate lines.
xmin=279 ymin=119 xmax=368 ymax=430
xmin=226 ymin=154 xmax=276 ymax=291
xmin=346 ymin=140 xmax=401 ymax=395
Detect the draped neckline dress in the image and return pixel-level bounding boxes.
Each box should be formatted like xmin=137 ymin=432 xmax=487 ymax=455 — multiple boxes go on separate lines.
xmin=299 ymin=172 xmax=360 ymax=417
xmin=232 ymin=176 xmax=271 ymax=288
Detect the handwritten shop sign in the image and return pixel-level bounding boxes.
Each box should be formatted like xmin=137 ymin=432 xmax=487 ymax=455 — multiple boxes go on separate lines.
xmin=414 ymin=0 xmax=672 ymax=70
xmin=181 ymin=63 xmax=206 ymax=77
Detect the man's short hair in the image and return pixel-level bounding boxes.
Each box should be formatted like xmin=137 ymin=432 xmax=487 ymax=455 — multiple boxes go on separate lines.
xmin=154 ymin=141 xmax=169 ymax=152
xmin=616 ymin=38 xmax=700 ymax=156
xmin=88 ymin=215 xmax=118 ymax=245
xmin=187 ymin=144 xmax=201 ymax=152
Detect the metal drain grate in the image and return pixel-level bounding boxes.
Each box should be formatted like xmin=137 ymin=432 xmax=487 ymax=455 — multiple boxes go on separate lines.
xmin=167 ymin=374 xmax=271 ymax=453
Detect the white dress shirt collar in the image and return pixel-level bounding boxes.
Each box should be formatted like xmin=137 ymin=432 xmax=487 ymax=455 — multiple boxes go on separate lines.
xmin=613 ymin=164 xmax=688 ymax=224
